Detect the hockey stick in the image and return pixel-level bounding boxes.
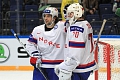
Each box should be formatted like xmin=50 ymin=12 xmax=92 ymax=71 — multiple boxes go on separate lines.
xmin=94 ymin=19 xmax=107 ymax=53
xmin=11 ymin=29 xmax=29 ymax=53
xmin=11 ymin=29 xmax=49 ymax=80
xmin=93 ymin=19 xmax=107 ymax=71
xmin=95 ymin=19 xmax=107 ymax=47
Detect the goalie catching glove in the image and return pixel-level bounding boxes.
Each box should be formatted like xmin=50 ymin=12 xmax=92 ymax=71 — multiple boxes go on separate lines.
xmin=54 ymin=57 xmax=79 ymax=80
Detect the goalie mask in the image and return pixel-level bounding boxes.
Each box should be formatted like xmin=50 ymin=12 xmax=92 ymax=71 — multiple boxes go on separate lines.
xmin=43 ymin=7 xmax=58 ymax=26
xmin=66 ymin=3 xmax=84 ymax=25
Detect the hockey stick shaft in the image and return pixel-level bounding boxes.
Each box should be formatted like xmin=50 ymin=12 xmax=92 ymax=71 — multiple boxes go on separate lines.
xmin=95 ymin=19 xmax=107 ymax=45
xmin=90 ymin=19 xmax=107 ymax=54
xmin=92 ymin=19 xmax=107 ymax=52
xmin=94 ymin=19 xmax=107 ymax=53
xmin=11 ymin=29 xmax=29 ymax=54
xmin=93 ymin=19 xmax=107 ymax=72
xmin=11 ymin=29 xmax=49 ymax=80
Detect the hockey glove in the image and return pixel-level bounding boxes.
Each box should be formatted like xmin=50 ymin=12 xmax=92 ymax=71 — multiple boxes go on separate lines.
xmin=36 ymin=55 xmax=42 ymax=68
xmin=30 ymin=57 xmax=37 ymax=66
xmin=30 ymin=52 xmax=42 ymax=68
xmin=55 ymin=65 xmax=72 ymax=80
xmin=54 ymin=57 xmax=79 ymax=80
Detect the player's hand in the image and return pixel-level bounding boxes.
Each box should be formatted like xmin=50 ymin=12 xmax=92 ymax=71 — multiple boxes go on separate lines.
xmin=54 ymin=65 xmax=72 ymax=80
xmin=30 ymin=57 xmax=37 ymax=66
xmin=36 ymin=55 xmax=42 ymax=68
xmin=30 ymin=52 xmax=41 ymax=68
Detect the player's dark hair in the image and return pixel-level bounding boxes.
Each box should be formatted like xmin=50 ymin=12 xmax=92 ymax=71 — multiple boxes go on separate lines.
xmin=54 ymin=16 xmax=59 ymax=24
xmin=82 ymin=14 xmax=85 ymax=19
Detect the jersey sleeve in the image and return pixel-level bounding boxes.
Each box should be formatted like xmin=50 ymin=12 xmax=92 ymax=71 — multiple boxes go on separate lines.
xmin=26 ymin=27 xmax=40 ymax=56
xmin=86 ymin=23 xmax=94 ymax=53
xmin=58 ymin=20 xmax=69 ymax=33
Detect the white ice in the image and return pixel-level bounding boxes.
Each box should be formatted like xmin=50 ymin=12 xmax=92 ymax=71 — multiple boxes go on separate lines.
xmin=0 ymin=71 xmax=94 ymax=80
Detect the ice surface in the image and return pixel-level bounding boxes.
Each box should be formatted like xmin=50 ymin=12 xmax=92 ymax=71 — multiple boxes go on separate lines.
xmin=0 ymin=71 xmax=32 ymax=80
xmin=0 ymin=71 xmax=94 ymax=80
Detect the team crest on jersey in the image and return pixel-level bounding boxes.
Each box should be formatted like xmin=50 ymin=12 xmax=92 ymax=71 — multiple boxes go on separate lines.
xmin=54 ymin=25 xmax=58 ymax=30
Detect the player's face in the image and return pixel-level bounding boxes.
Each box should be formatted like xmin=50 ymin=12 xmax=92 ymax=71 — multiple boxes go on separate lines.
xmin=67 ymin=12 xmax=74 ymax=18
xmin=67 ymin=12 xmax=74 ymax=20
xmin=43 ymin=14 xmax=53 ymax=25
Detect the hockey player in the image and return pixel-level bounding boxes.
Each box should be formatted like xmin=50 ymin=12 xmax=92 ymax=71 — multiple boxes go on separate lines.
xmin=55 ymin=3 xmax=98 ymax=80
xmin=26 ymin=7 xmax=68 ymax=80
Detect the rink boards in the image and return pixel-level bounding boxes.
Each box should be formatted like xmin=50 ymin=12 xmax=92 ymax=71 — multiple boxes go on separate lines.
xmin=0 ymin=35 xmax=120 ymax=70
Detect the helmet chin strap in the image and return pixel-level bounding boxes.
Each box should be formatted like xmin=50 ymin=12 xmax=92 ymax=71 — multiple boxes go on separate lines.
xmin=47 ymin=20 xmax=54 ymax=27
xmin=44 ymin=18 xmax=55 ymax=28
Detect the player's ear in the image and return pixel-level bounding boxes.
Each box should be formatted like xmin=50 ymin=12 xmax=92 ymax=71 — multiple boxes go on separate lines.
xmin=53 ymin=16 xmax=59 ymax=24
xmin=53 ymin=16 xmax=56 ymax=20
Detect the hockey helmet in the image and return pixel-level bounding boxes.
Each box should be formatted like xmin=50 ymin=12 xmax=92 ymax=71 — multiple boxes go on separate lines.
xmin=67 ymin=3 xmax=84 ymax=19
xmin=43 ymin=7 xmax=58 ymax=18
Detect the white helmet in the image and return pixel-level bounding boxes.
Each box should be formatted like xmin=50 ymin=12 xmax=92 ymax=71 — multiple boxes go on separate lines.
xmin=42 ymin=7 xmax=58 ymax=26
xmin=66 ymin=3 xmax=84 ymax=24
xmin=67 ymin=3 xmax=84 ymax=18
xmin=43 ymin=7 xmax=58 ymax=18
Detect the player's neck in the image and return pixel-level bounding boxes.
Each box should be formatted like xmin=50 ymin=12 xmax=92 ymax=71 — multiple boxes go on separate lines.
xmin=77 ymin=17 xmax=84 ymax=20
xmin=46 ymin=23 xmax=55 ymax=28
